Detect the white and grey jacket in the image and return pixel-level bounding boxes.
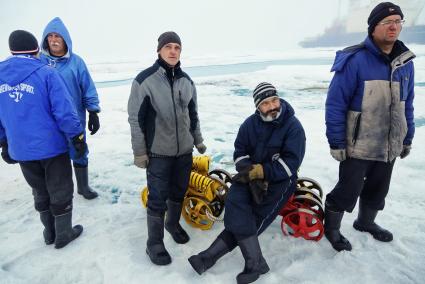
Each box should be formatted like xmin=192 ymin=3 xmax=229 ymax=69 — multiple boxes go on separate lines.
xmin=326 ymin=37 xmax=415 ymax=162
xmin=128 ymin=58 xmax=203 ymax=157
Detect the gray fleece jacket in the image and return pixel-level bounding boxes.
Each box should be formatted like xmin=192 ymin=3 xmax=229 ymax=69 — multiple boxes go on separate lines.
xmin=128 ymin=58 xmax=203 ymax=157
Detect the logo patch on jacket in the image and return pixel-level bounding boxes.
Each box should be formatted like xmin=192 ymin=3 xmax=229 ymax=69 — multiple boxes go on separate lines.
xmin=0 ymin=83 xmax=35 ymax=103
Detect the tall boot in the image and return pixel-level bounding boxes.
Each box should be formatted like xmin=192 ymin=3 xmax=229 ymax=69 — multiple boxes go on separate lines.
xmin=353 ymin=203 xmax=393 ymax=242
xmin=54 ymin=211 xmax=83 ymax=249
xmin=188 ymin=237 xmax=230 ymax=275
xmin=236 ymin=235 xmax=270 ymax=284
xmin=146 ymin=209 xmax=171 ymax=265
xmin=74 ymin=166 xmax=98 ymax=200
xmin=324 ymin=206 xmax=352 ymax=252
xmin=165 ymin=200 xmax=189 ymax=244
xmin=39 ymin=210 xmax=55 ymax=245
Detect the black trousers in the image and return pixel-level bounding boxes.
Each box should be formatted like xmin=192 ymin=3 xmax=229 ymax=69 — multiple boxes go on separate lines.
xmin=146 ymin=154 xmax=193 ymax=213
xmin=19 ymin=152 xmax=74 ymax=215
xmin=326 ymin=158 xmax=396 ymax=213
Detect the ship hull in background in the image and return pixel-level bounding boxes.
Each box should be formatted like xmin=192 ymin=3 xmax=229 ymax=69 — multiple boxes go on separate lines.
xmin=300 ymin=25 xmax=425 ymax=48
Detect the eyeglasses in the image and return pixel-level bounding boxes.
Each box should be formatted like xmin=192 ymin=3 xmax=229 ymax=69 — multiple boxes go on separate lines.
xmin=378 ymin=19 xmax=405 ymax=27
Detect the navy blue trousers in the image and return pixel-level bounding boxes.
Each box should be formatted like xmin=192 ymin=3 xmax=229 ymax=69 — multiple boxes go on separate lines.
xmin=224 ymin=177 xmax=295 ymax=239
xmin=146 ymin=154 xmax=193 ymax=214
xmin=326 ymin=158 xmax=396 ymax=212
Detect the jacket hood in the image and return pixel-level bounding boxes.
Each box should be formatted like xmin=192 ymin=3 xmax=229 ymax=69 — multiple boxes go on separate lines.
xmin=331 ymin=36 xmax=412 ymax=72
xmin=0 ymin=56 xmax=44 ymax=86
xmin=41 ymin=17 xmax=72 ymax=56
xmin=330 ymin=41 xmax=366 ymax=72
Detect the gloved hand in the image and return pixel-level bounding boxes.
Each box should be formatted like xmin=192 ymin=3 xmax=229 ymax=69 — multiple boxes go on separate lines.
xmin=1 ymin=142 xmax=17 ymax=164
xmin=71 ymin=133 xmax=87 ymax=159
xmin=249 ymin=179 xmax=268 ymax=204
xmin=88 ymin=111 xmax=100 ymax=135
xmin=232 ymin=164 xmax=264 ymax=184
xmin=400 ymin=144 xmax=411 ymax=159
xmin=134 ymin=154 xmax=149 ymax=168
xmin=196 ymin=143 xmax=207 ymax=154
xmin=330 ymin=148 xmax=346 ymax=162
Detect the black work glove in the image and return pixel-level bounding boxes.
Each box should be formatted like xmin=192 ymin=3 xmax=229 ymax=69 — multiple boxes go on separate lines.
xmin=71 ymin=133 xmax=87 ymax=159
xmin=232 ymin=164 xmax=264 ymax=184
xmin=249 ymin=179 xmax=268 ymax=204
xmin=400 ymin=144 xmax=411 ymax=159
xmin=88 ymin=111 xmax=100 ymax=135
xmin=1 ymin=142 xmax=17 ymax=164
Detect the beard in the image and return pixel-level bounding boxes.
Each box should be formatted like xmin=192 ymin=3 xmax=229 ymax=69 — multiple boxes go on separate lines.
xmin=260 ymin=107 xmax=281 ymax=122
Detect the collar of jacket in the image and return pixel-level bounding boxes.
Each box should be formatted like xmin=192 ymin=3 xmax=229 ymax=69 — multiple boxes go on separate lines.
xmin=364 ymin=36 xmax=411 ymax=63
xmin=156 ymin=56 xmax=183 ymax=82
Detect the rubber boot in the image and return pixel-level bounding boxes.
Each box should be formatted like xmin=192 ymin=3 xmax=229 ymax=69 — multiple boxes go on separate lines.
xmin=165 ymin=200 xmax=189 ymax=244
xmin=54 ymin=211 xmax=83 ymax=249
xmin=146 ymin=209 xmax=171 ymax=265
xmin=74 ymin=166 xmax=98 ymax=200
xmin=188 ymin=237 xmax=230 ymax=275
xmin=353 ymin=203 xmax=393 ymax=242
xmin=324 ymin=206 xmax=352 ymax=252
xmin=236 ymin=235 xmax=270 ymax=284
xmin=39 ymin=210 xmax=55 ymax=245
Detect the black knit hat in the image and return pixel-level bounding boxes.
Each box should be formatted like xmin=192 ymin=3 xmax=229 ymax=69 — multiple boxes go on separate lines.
xmin=253 ymin=82 xmax=279 ymax=108
xmin=9 ymin=30 xmax=39 ymax=55
xmin=157 ymin=31 xmax=181 ymax=51
xmin=368 ymin=2 xmax=404 ymax=36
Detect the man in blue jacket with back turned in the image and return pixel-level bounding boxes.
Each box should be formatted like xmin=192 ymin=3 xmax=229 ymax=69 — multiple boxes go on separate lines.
xmin=0 ymin=30 xmax=86 ymax=248
xmin=40 ymin=17 xmax=100 ymax=200
xmin=189 ymin=82 xmax=306 ymax=284
xmin=324 ymin=2 xmax=416 ymax=252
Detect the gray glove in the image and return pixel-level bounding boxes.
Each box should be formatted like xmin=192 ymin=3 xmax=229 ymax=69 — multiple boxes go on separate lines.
xmin=330 ymin=148 xmax=346 ymax=162
xmin=196 ymin=143 xmax=207 ymax=154
xmin=400 ymin=145 xmax=411 ymax=159
xmin=134 ymin=155 xmax=149 ymax=168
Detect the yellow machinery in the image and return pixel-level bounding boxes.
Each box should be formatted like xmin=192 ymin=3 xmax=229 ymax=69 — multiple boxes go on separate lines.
xmin=140 ymin=155 xmax=232 ymax=230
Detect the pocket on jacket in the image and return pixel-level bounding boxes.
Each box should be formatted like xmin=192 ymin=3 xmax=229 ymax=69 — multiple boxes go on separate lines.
xmin=400 ymin=76 xmax=409 ymax=101
xmin=178 ymin=90 xmax=188 ymax=110
xmin=346 ymin=111 xmax=361 ymax=145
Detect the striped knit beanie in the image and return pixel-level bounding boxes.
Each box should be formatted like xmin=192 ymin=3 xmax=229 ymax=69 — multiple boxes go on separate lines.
xmin=253 ymin=82 xmax=278 ymax=108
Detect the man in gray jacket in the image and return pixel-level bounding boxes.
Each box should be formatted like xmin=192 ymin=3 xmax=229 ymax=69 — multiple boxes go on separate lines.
xmin=128 ymin=31 xmax=206 ymax=265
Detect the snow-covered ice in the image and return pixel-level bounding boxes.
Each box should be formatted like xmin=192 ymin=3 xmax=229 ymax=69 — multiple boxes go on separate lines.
xmin=1 ymin=46 xmax=425 ymax=284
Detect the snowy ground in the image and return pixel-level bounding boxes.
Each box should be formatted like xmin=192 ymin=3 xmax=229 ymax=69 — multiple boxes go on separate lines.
xmin=1 ymin=48 xmax=425 ymax=284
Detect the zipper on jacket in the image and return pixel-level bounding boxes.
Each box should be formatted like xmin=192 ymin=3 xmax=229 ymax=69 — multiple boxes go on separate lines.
xmin=168 ymin=68 xmax=180 ymax=155
xmin=387 ymin=59 xmax=405 ymax=161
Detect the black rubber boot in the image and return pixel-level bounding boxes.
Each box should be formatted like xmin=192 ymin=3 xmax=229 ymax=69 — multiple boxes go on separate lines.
xmin=188 ymin=237 xmax=230 ymax=275
xmin=146 ymin=210 xmax=171 ymax=265
xmin=165 ymin=200 xmax=189 ymax=244
xmin=236 ymin=235 xmax=270 ymax=284
xmin=39 ymin=210 xmax=55 ymax=245
xmin=353 ymin=203 xmax=393 ymax=242
xmin=54 ymin=211 xmax=83 ymax=249
xmin=74 ymin=166 xmax=98 ymax=200
xmin=324 ymin=206 xmax=352 ymax=252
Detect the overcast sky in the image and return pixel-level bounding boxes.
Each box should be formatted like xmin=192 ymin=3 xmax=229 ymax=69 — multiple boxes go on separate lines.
xmin=1 ymin=0 xmax=424 ymax=63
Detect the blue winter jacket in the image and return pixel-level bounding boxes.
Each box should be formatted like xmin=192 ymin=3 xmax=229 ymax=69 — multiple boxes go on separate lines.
xmin=40 ymin=17 xmax=100 ymax=127
xmin=233 ymin=99 xmax=306 ymax=184
xmin=326 ymin=37 xmax=415 ymax=162
xmin=0 ymin=55 xmax=83 ymax=161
